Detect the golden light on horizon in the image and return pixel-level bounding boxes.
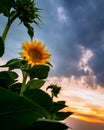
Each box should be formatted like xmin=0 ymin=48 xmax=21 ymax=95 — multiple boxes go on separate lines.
xmin=45 ymin=76 xmax=104 ymax=124
xmin=63 ymin=101 xmax=104 ymax=123
xmin=70 ymin=114 xmax=104 ymax=124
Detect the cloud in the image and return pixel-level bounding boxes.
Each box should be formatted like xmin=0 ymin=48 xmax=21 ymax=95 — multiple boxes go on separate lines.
xmin=59 ymin=0 xmax=104 ymax=86
xmin=39 ymin=0 xmax=104 ymax=88
xmin=44 ymin=76 xmax=104 ymax=124
xmin=57 ymin=6 xmax=67 ymax=22
xmin=39 ymin=0 xmax=104 ymax=87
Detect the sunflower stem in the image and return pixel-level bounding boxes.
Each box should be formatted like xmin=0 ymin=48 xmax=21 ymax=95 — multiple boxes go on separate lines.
xmin=2 ymin=13 xmax=18 ymax=41
xmin=20 ymin=71 xmax=28 ymax=96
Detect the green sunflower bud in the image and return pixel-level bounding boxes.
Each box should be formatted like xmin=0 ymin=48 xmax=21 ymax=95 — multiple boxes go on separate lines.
xmin=13 ymin=0 xmax=41 ymax=24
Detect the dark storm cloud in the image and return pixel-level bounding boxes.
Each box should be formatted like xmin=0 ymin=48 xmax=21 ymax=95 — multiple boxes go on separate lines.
xmin=88 ymin=47 xmax=104 ymax=86
xmin=61 ymin=0 xmax=104 ymax=49
xmin=45 ymin=0 xmax=104 ymax=86
xmin=36 ymin=0 xmax=84 ymax=77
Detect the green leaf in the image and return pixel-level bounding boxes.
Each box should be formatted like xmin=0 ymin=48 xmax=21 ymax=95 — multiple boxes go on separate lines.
xmin=10 ymin=82 xmax=22 ymax=94
xmin=25 ymin=65 xmax=50 ymax=80
xmin=24 ymin=22 xmax=34 ymax=39
xmin=0 ymin=71 xmax=18 ymax=79
xmin=47 ymin=84 xmax=61 ymax=98
xmin=8 ymin=70 xmax=18 ymax=79
xmin=50 ymin=101 xmax=67 ymax=114
xmin=25 ymin=119 xmax=69 ymax=130
xmin=0 ymin=0 xmax=14 ymax=16
xmin=24 ymin=89 xmax=52 ymax=112
xmin=54 ymin=112 xmax=73 ymax=121
xmin=0 ymin=58 xmax=27 ymax=70
xmin=0 ymin=71 xmax=18 ymax=88
xmin=0 ymin=87 xmax=48 ymax=129
xmin=0 ymin=37 xmax=4 ymax=57
xmin=26 ymin=79 xmax=45 ymax=89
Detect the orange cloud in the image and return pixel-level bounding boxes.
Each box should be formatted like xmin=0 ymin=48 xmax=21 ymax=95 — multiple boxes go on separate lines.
xmin=44 ymin=76 xmax=104 ymax=124
xmin=71 ymin=112 xmax=104 ymax=124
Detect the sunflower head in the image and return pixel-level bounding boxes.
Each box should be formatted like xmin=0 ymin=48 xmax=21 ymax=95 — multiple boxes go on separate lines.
xmin=19 ymin=40 xmax=51 ymax=66
xmin=14 ymin=0 xmax=41 ymax=24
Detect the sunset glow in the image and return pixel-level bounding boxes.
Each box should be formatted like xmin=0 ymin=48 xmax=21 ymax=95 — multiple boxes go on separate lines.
xmin=45 ymin=76 xmax=104 ymax=124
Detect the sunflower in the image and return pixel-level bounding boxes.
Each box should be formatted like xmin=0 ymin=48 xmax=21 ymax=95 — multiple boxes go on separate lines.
xmin=19 ymin=40 xmax=51 ymax=66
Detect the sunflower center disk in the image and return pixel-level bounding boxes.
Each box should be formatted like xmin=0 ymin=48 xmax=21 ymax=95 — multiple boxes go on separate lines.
xmin=30 ymin=50 xmax=42 ymax=61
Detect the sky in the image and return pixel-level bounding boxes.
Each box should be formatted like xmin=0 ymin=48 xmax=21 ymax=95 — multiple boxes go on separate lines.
xmin=0 ymin=0 xmax=104 ymax=130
